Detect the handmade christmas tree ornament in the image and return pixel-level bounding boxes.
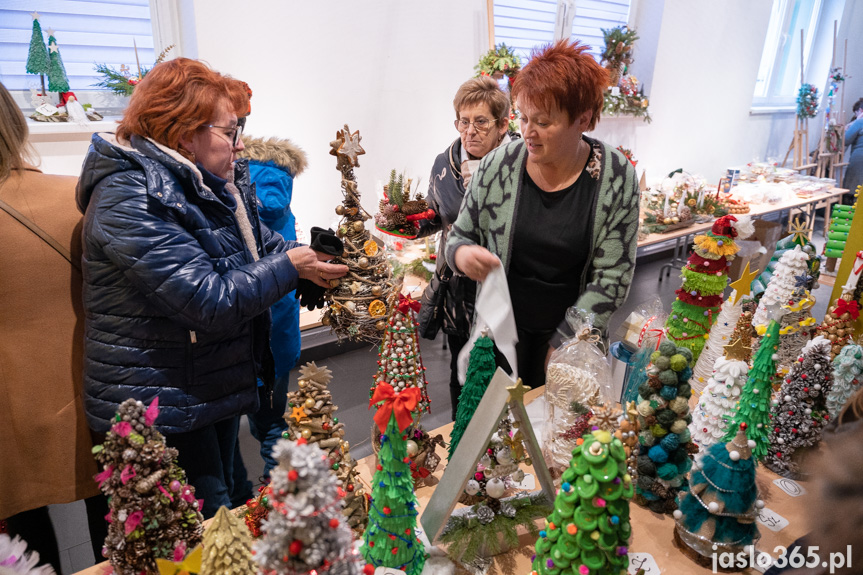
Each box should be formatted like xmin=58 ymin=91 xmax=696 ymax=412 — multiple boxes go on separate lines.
xmin=370 ymin=294 xmax=431 ymax=412
xmin=45 ymin=30 xmax=69 ymax=93
xmin=531 ymin=429 xmax=634 ymax=575
xmin=363 ymin=384 xmax=426 ymax=575
xmin=824 ymin=200 xmax=857 ymax=260
xmin=201 ymin=507 xmax=255 ymax=574
xmin=751 ymin=229 xmax=821 ymax=297
xmin=691 ymin=286 xmax=750 ymax=394
xmin=753 ymin=245 xmax=811 ymax=330
xmin=691 ymin=356 xmax=749 ymax=448
xmin=665 ymin=215 xmax=750 ymax=362
xmin=283 ymin=361 xmax=368 ymax=533
xmin=633 ymin=341 xmax=698 ymax=514
xmin=816 ymin=250 xmax=863 ymax=359
xmin=763 ymin=337 xmax=834 ymax=479
xmin=92 ymin=398 xmax=203 ymax=575
xmin=322 ymin=125 xmax=395 ymax=343
xmin=773 ymin=286 xmax=817 ymax=373
xmin=450 ymin=333 xmax=496 ymax=460
xmin=25 ymin=12 xmax=49 ymax=97
xmin=423 ymin=371 xmax=556 ymax=563
xmin=674 ymin=424 xmax=761 ymax=567
xmin=374 ymin=169 xmax=435 ymax=239
xmin=723 ymin=319 xmax=781 ymax=460
xmin=254 ymin=439 xmax=366 ymax=575
xmin=826 ymin=343 xmax=863 ymax=420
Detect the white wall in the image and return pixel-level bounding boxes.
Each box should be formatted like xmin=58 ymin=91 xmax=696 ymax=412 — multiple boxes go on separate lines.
xmin=187 ymin=0 xmax=488 ymax=236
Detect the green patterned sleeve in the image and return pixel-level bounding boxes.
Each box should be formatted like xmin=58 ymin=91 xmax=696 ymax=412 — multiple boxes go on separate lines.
xmin=574 ymin=147 xmax=640 ymax=334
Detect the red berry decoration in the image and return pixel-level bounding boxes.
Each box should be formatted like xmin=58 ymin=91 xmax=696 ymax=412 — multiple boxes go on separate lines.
xmin=287 ymin=470 xmax=299 ymax=481
xmin=364 ymin=565 xmax=376 ymax=575
xmin=383 ymin=506 xmax=391 ymax=515
xmin=391 ymin=548 xmax=398 ymax=555
xmin=289 ymin=540 xmax=303 ymax=555
xmin=329 ymin=518 xmax=340 ymax=528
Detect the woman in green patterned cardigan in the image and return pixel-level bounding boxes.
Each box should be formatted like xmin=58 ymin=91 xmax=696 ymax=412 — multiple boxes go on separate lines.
xmin=446 ymin=40 xmax=640 ymax=388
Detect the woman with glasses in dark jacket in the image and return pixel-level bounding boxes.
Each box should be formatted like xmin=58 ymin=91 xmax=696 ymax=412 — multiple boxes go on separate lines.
xmin=76 ymin=58 xmax=346 ymax=517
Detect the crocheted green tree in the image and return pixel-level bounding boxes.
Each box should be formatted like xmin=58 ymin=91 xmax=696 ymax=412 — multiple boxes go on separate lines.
xmin=46 ymin=32 xmax=70 ymax=93
xmin=449 ymin=334 xmax=496 ymax=460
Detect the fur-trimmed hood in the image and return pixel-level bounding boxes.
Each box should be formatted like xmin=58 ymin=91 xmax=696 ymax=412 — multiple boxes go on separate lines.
xmin=238 ymin=135 xmax=308 ymax=177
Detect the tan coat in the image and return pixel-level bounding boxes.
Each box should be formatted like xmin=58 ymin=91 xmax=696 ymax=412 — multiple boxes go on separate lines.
xmin=0 ymin=165 xmax=99 ymax=519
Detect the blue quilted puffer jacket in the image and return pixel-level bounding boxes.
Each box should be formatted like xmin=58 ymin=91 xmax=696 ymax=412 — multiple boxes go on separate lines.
xmin=76 ymin=133 xmax=301 ymax=434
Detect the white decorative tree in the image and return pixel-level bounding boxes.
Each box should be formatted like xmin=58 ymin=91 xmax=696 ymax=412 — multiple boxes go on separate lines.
xmin=254 ymin=439 xmax=365 ymax=575
xmin=691 ymin=355 xmax=749 ymax=447
xmin=752 ymin=246 xmax=809 ymax=328
xmin=826 ymin=343 xmax=863 ymax=420
xmin=691 ymin=291 xmax=745 ymax=395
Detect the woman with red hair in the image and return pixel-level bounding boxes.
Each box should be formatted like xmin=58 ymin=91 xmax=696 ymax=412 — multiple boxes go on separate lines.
xmin=76 ymin=58 xmax=346 ymax=516
xmin=446 ymin=41 xmax=640 ymax=388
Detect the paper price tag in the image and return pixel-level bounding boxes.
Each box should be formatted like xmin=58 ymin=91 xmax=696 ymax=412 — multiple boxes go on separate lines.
xmin=36 ymin=103 xmax=59 ymax=116
xmin=772 ymin=478 xmax=806 ymax=497
xmin=628 ymin=552 xmax=659 ymax=574
xmin=375 ymin=568 xmax=406 ymax=575
xmin=757 ymin=508 xmax=789 ymax=532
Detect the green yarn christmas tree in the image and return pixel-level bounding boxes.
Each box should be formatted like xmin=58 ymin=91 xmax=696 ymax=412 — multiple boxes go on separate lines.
xmin=26 ymin=14 xmax=49 ymax=81
xmin=665 ymin=216 xmax=743 ymax=362
xmin=723 ymin=319 xmax=780 ymax=460
xmin=46 ymin=31 xmax=70 ymax=93
xmin=531 ymin=429 xmax=633 ymax=575
xmin=363 ymin=385 xmax=426 ymax=575
xmin=448 ymin=334 xmax=496 ymax=460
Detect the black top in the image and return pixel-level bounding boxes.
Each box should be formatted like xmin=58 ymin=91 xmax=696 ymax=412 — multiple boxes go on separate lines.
xmin=508 ymin=162 xmax=596 ymax=332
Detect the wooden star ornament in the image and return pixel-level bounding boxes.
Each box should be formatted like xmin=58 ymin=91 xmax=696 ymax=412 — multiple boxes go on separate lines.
xmin=289 ymin=405 xmax=307 ymax=423
xmin=728 ymin=261 xmax=760 ymax=305
xmin=506 ymin=378 xmax=529 ymax=404
xmin=337 ymin=125 xmax=365 ymax=167
xmin=723 ymin=337 xmax=751 ymax=362
xmin=789 ymin=217 xmax=811 ymax=245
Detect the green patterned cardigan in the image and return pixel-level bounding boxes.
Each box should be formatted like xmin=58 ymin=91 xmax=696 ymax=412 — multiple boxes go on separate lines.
xmin=444 ymin=135 xmax=640 ymax=339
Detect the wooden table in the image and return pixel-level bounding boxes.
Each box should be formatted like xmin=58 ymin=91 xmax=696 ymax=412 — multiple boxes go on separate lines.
xmin=641 ymin=188 xmax=848 ymax=281
xmin=75 ymin=388 xmax=812 ymax=575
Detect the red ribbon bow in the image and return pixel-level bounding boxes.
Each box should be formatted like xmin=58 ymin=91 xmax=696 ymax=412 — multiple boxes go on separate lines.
xmin=836 ymin=298 xmax=860 ymax=320
xmin=370 ymin=383 xmax=420 ymax=433
xmin=397 ymin=293 xmax=421 ymax=314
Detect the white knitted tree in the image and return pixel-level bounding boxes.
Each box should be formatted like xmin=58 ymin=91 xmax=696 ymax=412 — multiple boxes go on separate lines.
xmin=691 ymin=290 xmax=744 ymax=395
xmin=752 ymin=246 xmax=810 ymax=329
xmin=826 ymin=343 xmax=863 ymax=420
xmin=690 ymin=356 xmax=749 ymax=447
xmin=254 ymin=440 xmax=364 ymax=575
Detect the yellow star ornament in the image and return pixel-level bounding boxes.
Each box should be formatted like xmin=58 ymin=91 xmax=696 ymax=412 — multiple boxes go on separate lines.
xmin=723 ymin=337 xmax=751 ymax=362
xmin=789 ymin=217 xmax=811 ymax=244
xmin=507 ymin=378 xmax=529 ymax=404
xmin=728 ymin=261 xmax=760 ymax=305
xmin=156 ymin=545 xmax=202 ymax=575
xmin=289 ymin=405 xmax=307 ymax=423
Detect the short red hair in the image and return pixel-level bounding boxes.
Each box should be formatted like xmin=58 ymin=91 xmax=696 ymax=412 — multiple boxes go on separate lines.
xmin=511 ymin=40 xmax=608 ymax=131
xmin=117 ymin=58 xmax=250 ymax=158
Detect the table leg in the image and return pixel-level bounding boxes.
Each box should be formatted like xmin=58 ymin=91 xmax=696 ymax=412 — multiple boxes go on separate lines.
xmin=658 ymin=234 xmax=691 ymax=281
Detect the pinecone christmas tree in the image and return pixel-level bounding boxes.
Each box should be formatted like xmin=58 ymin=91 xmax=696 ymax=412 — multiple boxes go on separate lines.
xmin=254 ymin=439 xmax=365 ymax=575
xmin=691 ymin=290 xmax=746 ymax=394
xmin=826 ymin=343 xmax=863 ymax=420
xmin=763 ymin=337 xmax=834 ymax=478
xmin=531 ymin=429 xmax=633 ymax=575
xmin=370 ymin=294 xmax=430 ymax=413
xmin=752 ymin=246 xmax=810 ymax=329
xmin=723 ymin=320 xmax=780 ymax=460
xmin=363 ymin=385 xmax=426 ymax=575
xmin=634 ymin=341 xmax=697 ymax=514
xmin=322 ymin=124 xmax=395 ymax=343
xmin=691 ymin=356 xmax=749 ymax=448
xmin=673 ymin=425 xmax=762 ymax=566
xmin=284 ymin=362 xmax=368 ymax=533
xmin=773 ymin=287 xmax=816 ymax=373
xmin=202 ymin=507 xmax=256 ymax=575
xmin=374 ymin=170 xmax=434 ymax=239
xmin=92 ymin=398 xmax=203 ymax=575
xmin=665 ymin=216 xmax=746 ymax=362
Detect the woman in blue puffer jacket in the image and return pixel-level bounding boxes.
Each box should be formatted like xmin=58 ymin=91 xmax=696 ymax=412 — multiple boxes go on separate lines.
xmin=75 ymin=58 xmax=347 ymax=517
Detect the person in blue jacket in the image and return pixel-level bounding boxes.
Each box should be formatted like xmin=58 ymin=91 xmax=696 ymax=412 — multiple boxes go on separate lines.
xmin=237 ymin=134 xmax=308 ymax=478
xmin=75 ymin=58 xmax=347 ymax=518
xmin=843 ymin=98 xmax=863 ymax=201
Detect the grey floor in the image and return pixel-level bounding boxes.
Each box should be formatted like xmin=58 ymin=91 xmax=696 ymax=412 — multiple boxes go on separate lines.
xmin=44 ymin=211 xmax=835 ymax=573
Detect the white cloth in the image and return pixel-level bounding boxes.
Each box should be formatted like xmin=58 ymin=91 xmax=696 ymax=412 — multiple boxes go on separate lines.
xmin=457 ymin=264 xmax=519 ymax=384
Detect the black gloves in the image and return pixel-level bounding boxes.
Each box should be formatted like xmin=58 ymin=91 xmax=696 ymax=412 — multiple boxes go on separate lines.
xmin=294 ymin=227 xmax=345 ymax=311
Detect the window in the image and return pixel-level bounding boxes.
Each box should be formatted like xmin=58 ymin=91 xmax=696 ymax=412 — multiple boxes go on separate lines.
xmin=0 ymin=1 xmax=155 ymax=93
xmin=492 ymin=0 xmax=631 ymax=63
xmin=752 ymin=0 xmax=823 ymax=109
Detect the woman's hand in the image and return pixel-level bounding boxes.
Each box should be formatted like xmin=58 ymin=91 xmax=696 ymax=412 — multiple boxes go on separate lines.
xmin=453 ymin=245 xmax=500 ymax=281
xmin=287 ymin=246 xmax=349 ymax=288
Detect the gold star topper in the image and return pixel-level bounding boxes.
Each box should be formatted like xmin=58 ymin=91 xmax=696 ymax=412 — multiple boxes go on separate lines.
xmin=337 ymin=124 xmax=365 ymax=167
xmin=789 ymin=217 xmax=811 ymax=245
xmin=723 ymin=337 xmax=751 ymax=362
xmin=728 ymin=261 xmax=760 ymax=305
xmin=507 ymin=378 xmax=529 ymax=404
xmin=289 ymin=405 xmax=307 ymax=423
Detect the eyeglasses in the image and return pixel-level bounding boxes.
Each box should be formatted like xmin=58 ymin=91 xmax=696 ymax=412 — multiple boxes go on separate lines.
xmin=204 ymin=116 xmax=246 ymax=147
xmin=455 ymin=117 xmax=496 ymax=133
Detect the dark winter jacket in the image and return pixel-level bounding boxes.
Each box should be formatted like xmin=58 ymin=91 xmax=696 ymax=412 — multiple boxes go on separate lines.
xmin=239 ymin=135 xmax=309 ymax=378
xmin=76 ymin=133 xmax=301 ymax=434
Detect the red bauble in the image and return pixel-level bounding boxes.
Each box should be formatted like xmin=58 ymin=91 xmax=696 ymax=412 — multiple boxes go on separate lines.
xmin=289 ymin=540 xmax=303 ymax=555
xmin=364 ymin=565 xmax=376 ymax=575
xmin=329 ymin=518 xmax=340 ymax=528
xmin=383 ymin=506 xmax=391 ymax=515
xmin=287 ymin=470 xmax=299 ymax=481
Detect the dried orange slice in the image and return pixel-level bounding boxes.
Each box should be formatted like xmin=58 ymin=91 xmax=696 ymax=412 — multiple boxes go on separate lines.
xmin=368 ymin=299 xmax=387 ymax=317
xmin=363 ymin=240 xmax=379 ymax=257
